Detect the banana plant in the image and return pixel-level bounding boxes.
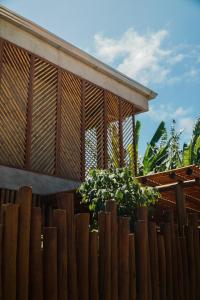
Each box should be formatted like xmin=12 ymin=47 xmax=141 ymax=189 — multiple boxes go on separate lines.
xmin=182 ymin=117 xmax=200 ymax=165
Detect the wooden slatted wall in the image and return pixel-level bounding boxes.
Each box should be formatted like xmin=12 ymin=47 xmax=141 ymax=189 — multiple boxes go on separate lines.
xmin=107 ymin=92 xmax=120 ymax=168
xmin=85 ymin=82 xmax=104 ymax=176
xmin=0 ymin=41 xmax=30 ymax=167
xmin=0 ymin=38 xmax=137 ymax=180
xmin=122 ymin=100 xmax=135 ymax=172
xmin=60 ymin=71 xmax=82 ymax=180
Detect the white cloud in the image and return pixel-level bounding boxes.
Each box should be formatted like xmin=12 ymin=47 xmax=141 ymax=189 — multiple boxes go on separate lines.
xmin=146 ymin=103 xmax=194 ymax=139
xmin=93 ymin=28 xmax=200 ymax=86
xmin=179 ymin=117 xmax=195 ymax=137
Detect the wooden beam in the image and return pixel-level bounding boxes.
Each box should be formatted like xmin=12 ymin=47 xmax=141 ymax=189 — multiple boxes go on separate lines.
xmin=55 ymin=68 xmax=62 ymax=175
xmin=25 ymin=54 xmax=35 ymax=169
xmin=81 ymin=79 xmax=86 ymax=181
xmin=175 ymin=183 xmax=187 ymax=234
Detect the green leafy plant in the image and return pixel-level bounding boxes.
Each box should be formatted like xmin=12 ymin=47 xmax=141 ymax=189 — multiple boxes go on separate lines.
xmin=78 ymin=167 xmax=160 ymax=228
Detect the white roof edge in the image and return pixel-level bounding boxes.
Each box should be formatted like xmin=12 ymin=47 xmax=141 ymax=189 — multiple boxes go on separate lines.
xmin=0 ymin=5 xmax=157 ymax=100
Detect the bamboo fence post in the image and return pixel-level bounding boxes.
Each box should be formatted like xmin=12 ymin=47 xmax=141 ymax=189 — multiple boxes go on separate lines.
xmin=75 ymin=213 xmax=90 ymax=300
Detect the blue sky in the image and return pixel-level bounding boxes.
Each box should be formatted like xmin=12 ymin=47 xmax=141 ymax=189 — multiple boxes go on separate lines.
xmin=1 ymin=0 xmax=200 ymax=155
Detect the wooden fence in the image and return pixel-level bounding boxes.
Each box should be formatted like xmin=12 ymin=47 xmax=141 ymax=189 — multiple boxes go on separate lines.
xmin=0 ymin=186 xmax=200 ymax=300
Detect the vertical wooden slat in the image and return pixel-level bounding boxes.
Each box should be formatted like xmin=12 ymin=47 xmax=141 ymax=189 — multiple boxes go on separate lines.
xmin=29 ymin=207 xmax=43 ymax=300
xmin=118 ymin=217 xmax=129 ymax=300
xmin=25 ymin=54 xmax=35 ymax=169
xmin=55 ymin=68 xmax=62 ymax=175
xmin=186 ymin=224 xmax=196 ymax=300
xmin=105 ymin=200 xmax=118 ymax=300
xmin=162 ymin=223 xmax=173 ymax=300
xmin=149 ymin=222 xmax=160 ymax=300
xmin=89 ymin=231 xmax=99 ymax=300
xmin=119 ymin=99 xmax=124 ymax=167
xmin=75 ymin=213 xmax=90 ymax=300
xmin=99 ymin=212 xmax=111 ymax=300
xmin=0 ymin=224 xmax=2 ymax=300
xmin=176 ymin=236 xmax=184 ymax=300
xmin=134 ymin=220 xmax=148 ymax=300
xmin=53 ymin=209 xmax=68 ymax=300
xmin=58 ymin=193 xmax=78 ymax=300
xmin=16 ymin=186 xmax=32 ymax=300
xmin=103 ymin=90 xmax=108 ymax=168
xmin=81 ymin=79 xmax=86 ymax=180
xmin=3 ymin=204 xmax=19 ymax=300
xmin=43 ymin=227 xmax=58 ymax=300
xmin=129 ymin=234 xmax=136 ymax=300
xmin=157 ymin=234 xmax=166 ymax=300
xmin=180 ymin=236 xmax=189 ymax=300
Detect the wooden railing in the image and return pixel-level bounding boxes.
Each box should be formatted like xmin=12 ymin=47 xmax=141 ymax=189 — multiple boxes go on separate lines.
xmin=0 ymin=186 xmax=199 ymax=300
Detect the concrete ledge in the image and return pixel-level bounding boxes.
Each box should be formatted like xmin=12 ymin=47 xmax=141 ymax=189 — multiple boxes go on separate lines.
xmin=0 ymin=165 xmax=81 ymax=195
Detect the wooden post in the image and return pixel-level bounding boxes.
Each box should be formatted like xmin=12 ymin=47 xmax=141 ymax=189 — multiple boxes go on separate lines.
xmin=29 ymin=207 xmax=43 ymax=300
xmin=16 ymin=186 xmax=32 ymax=300
xmin=0 ymin=224 xmax=2 ymax=300
xmin=129 ymin=234 xmax=136 ymax=300
xmin=99 ymin=212 xmax=111 ymax=300
xmin=58 ymin=193 xmax=78 ymax=300
xmin=118 ymin=217 xmax=129 ymax=300
xmin=162 ymin=223 xmax=173 ymax=300
xmin=105 ymin=200 xmax=118 ymax=300
xmin=175 ymin=183 xmax=186 ymax=234
xmin=176 ymin=236 xmax=184 ymax=300
xmin=3 ymin=204 xmax=19 ymax=300
xmin=25 ymin=54 xmax=35 ymax=169
xmin=75 ymin=213 xmax=90 ymax=300
xmin=89 ymin=231 xmax=99 ymax=300
xmin=53 ymin=209 xmax=68 ymax=300
xmin=180 ymin=236 xmax=189 ymax=300
xmin=148 ymin=222 xmax=160 ymax=300
xmin=186 ymin=224 xmax=196 ymax=300
xmin=157 ymin=234 xmax=166 ymax=300
xmin=43 ymin=227 xmax=58 ymax=300
xmin=134 ymin=220 xmax=148 ymax=300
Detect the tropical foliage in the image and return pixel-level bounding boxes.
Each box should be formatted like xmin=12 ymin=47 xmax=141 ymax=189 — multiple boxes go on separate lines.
xmin=79 ymin=167 xmax=160 ymax=228
xmin=133 ymin=117 xmax=200 ymax=175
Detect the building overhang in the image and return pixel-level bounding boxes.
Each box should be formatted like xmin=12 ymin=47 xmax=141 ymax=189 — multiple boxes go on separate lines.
xmin=0 ymin=5 xmax=157 ymax=113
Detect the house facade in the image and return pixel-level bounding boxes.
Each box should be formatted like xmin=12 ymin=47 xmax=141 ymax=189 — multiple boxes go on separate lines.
xmin=0 ymin=6 xmax=157 ymax=193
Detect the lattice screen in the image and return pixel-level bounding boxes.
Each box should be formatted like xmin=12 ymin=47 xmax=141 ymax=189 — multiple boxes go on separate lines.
xmin=85 ymin=82 xmax=104 ymax=176
xmin=60 ymin=71 xmax=82 ymax=180
xmin=31 ymin=57 xmax=57 ymax=174
xmin=122 ymin=100 xmax=135 ymax=171
xmin=107 ymin=92 xmax=120 ymax=168
xmin=0 ymin=41 xmax=30 ymax=167
xmin=0 ymin=39 xmax=137 ymax=180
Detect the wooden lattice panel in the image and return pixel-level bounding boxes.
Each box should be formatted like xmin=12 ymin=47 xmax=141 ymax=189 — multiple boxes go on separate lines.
xmin=85 ymin=82 xmax=104 ymax=175
xmin=31 ymin=58 xmax=57 ymax=174
xmin=107 ymin=92 xmax=120 ymax=168
xmin=122 ymin=100 xmax=134 ymax=168
xmin=60 ymin=71 xmax=82 ymax=180
xmin=0 ymin=42 xmax=30 ymax=167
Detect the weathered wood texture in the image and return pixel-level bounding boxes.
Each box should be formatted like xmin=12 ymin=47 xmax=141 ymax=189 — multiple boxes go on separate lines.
xmin=0 ymin=187 xmax=199 ymax=300
xmin=0 ymin=38 xmax=136 ymax=180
